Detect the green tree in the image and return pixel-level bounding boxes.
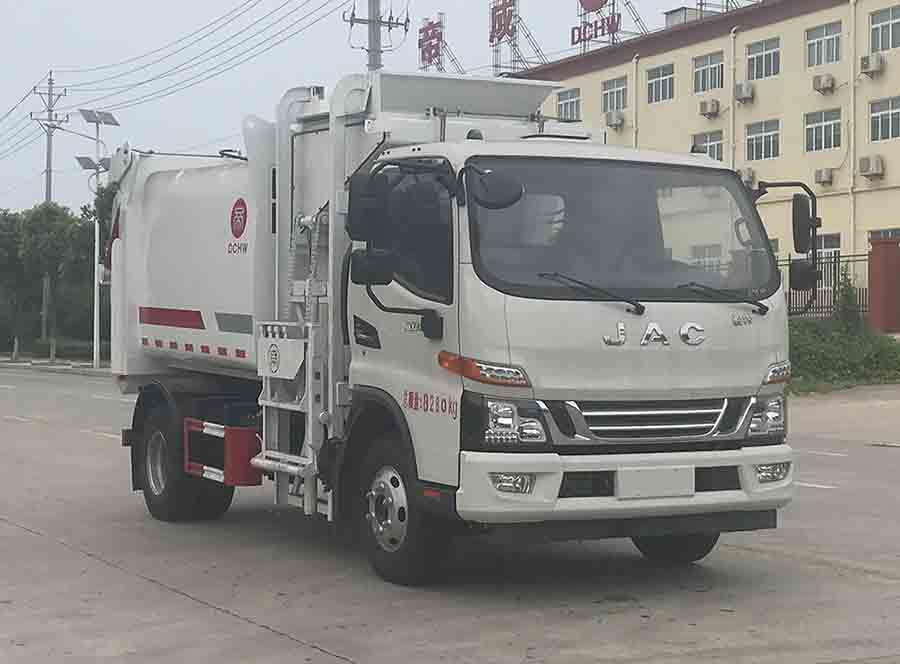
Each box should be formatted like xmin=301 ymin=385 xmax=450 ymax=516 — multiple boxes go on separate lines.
xmin=0 ymin=209 xmax=32 ymax=360
xmin=19 ymin=203 xmax=79 ymax=362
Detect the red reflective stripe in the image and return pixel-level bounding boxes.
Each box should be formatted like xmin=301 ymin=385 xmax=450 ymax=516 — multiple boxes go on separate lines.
xmin=185 ymin=343 xmax=194 ymax=352
xmin=139 ymin=307 xmax=205 ymax=330
xmin=423 ymin=488 xmax=442 ymax=499
xmin=154 ymin=340 xmax=163 ymax=348
xmin=218 ymin=347 xmax=228 ymax=357
xmin=235 ymin=349 xmax=247 ymax=359
xmin=141 ymin=338 xmax=149 ymax=346
xmin=169 ymin=341 xmax=178 ymax=350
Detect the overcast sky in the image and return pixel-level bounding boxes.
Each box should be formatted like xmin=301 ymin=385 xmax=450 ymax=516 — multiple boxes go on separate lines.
xmin=0 ymin=0 xmax=678 ymax=212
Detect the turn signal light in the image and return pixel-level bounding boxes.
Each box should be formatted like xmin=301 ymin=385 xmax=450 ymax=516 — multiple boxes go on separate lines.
xmin=438 ymin=351 xmax=531 ymax=388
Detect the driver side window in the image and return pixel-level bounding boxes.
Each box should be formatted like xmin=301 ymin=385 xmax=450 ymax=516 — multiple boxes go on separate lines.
xmin=375 ymin=171 xmax=454 ymax=304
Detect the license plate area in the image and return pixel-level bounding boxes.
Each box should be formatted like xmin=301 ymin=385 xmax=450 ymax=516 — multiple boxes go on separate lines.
xmin=617 ymin=466 xmax=695 ymax=500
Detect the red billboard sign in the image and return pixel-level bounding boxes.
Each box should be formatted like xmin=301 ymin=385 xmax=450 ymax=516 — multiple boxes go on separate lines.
xmin=489 ymin=0 xmax=517 ymax=46
xmin=419 ymin=18 xmax=444 ymax=68
xmin=579 ymin=0 xmax=610 ymax=10
xmin=571 ymin=12 xmax=622 ymax=45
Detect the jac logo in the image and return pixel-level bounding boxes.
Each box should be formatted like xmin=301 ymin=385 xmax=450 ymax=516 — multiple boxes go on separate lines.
xmin=228 ymin=198 xmax=249 ymax=255
xmin=603 ymin=322 xmax=706 ymax=347
xmin=267 ymin=344 xmax=281 ymax=374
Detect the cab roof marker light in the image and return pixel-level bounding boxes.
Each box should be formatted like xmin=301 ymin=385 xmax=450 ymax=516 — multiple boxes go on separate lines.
xmin=764 ymin=361 xmax=792 ymax=385
xmin=438 ymin=351 xmax=531 ymax=388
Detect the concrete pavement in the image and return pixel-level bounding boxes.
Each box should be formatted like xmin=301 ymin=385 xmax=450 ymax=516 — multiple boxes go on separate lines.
xmin=1 ymin=367 xmax=899 ymax=663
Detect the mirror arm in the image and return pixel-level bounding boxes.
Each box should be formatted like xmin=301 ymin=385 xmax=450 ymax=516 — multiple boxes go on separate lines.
xmin=365 ymin=286 xmax=444 ymax=340
xmin=757 ymin=179 xmax=822 ymax=267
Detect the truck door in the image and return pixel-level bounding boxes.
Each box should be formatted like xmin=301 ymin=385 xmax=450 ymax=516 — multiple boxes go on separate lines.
xmin=348 ymin=168 xmax=461 ymax=487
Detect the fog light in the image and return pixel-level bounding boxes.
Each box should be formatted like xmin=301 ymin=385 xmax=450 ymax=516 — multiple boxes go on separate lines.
xmin=756 ymin=462 xmax=791 ymax=484
xmin=489 ymin=472 xmax=536 ymax=494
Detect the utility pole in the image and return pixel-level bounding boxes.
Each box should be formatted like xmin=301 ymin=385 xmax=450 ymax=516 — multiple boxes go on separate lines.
xmin=344 ymin=0 xmax=409 ymax=72
xmin=31 ymin=71 xmax=69 ymax=345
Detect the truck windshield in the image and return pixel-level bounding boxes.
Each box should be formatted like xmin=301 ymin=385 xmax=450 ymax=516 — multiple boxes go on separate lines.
xmin=466 ymin=156 xmax=780 ymax=303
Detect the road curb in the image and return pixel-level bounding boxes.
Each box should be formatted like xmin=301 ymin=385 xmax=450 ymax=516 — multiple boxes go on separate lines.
xmin=0 ymin=360 xmax=112 ymax=379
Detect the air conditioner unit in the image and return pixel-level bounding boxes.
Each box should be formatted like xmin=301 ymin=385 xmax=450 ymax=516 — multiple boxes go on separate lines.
xmin=737 ymin=167 xmax=756 ymax=186
xmin=699 ymin=99 xmax=721 ymax=118
xmin=815 ymin=168 xmax=834 ymax=185
xmin=861 ymin=52 xmax=886 ymax=77
xmin=859 ymin=155 xmax=885 ymax=179
xmin=605 ymin=110 xmax=625 ymax=129
xmin=813 ymin=73 xmax=836 ymax=94
xmin=734 ymin=81 xmax=755 ymax=103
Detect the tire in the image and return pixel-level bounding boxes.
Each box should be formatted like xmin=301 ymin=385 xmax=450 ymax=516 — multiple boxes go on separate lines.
xmin=632 ymin=533 xmax=720 ymax=564
xmin=359 ymin=435 xmax=449 ymax=585
xmin=140 ymin=405 xmax=234 ymax=522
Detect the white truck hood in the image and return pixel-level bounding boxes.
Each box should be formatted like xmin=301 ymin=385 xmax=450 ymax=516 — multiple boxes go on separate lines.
xmin=503 ymin=294 xmax=787 ymax=402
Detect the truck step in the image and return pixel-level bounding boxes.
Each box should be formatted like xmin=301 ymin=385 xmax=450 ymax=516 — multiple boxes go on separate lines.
xmin=250 ymin=450 xmax=313 ymax=477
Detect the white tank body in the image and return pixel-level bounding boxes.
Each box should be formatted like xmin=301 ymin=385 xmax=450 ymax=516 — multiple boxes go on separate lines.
xmin=111 ymin=146 xmax=275 ymax=378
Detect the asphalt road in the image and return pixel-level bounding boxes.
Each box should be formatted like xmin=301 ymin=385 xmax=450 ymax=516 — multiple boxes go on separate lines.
xmin=1 ymin=368 xmax=899 ymax=664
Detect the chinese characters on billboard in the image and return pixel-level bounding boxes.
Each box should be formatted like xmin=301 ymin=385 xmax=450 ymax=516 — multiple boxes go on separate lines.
xmin=419 ymin=17 xmax=444 ymax=69
xmin=489 ymin=0 xmax=517 ymax=46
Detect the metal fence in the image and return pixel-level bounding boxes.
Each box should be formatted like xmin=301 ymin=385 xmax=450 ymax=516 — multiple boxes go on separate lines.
xmin=778 ymin=253 xmax=869 ymax=319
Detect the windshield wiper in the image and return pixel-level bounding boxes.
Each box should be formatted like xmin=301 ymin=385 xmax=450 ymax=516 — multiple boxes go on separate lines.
xmin=676 ymin=282 xmax=769 ymax=316
xmin=538 ymin=272 xmax=646 ymax=316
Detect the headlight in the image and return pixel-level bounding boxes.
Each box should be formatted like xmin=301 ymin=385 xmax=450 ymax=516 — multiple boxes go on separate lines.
xmin=763 ymin=361 xmax=791 ymax=385
xmin=461 ymin=393 xmax=552 ymax=452
xmin=749 ymin=396 xmax=787 ymax=438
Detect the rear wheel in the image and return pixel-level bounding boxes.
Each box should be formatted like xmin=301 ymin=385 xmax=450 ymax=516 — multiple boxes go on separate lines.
xmin=632 ymin=533 xmax=720 ymax=564
xmin=360 ymin=435 xmax=449 ymax=585
xmin=141 ymin=406 xmax=233 ymax=522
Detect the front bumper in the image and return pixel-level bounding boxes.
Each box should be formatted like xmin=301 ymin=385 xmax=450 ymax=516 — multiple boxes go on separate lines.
xmin=456 ymin=445 xmax=793 ymax=524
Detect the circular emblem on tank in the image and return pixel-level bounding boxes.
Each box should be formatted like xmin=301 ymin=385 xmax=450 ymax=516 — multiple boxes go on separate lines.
xmin=268 ymin=344 xmax=280 ymax=374
xmin=230 ymin=198 xmax=248 ymax=239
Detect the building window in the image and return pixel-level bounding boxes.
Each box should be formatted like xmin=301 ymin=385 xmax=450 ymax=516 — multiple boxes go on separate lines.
xmin=647 ymin=64 xmax=675 ymax=104
xmin=817 ymin=233 xmax=841 ymax=256
xmin=557 ymin=89 xmax=582 ymax=122
xmin=807 ymin=21 xmax=842 ymax=66
xmin=805 ymin=109 xmax=842 ymax=151
xmin=746 ymin=120 xmax=780 ymax=161
xmin=748 ymin=38 xmax=780 ymax=80
xmin=693 ymin=130 xmax=724 ymax=161
xmin=694 ymin=51 xmax=724 ymax=93
xmin=871 ymin=5 xmax=900 ymax=52
xmin=602 ymin=76 xmax=627 ymax=112
xmin=690 ymin=244 xmax=723 ymax=271
xmin=871 ymin=96 xmax=900 ymax=141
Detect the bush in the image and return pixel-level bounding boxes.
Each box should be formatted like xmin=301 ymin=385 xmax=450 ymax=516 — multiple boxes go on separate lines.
xmin=790 ymin=318 xmax=900 ymax=391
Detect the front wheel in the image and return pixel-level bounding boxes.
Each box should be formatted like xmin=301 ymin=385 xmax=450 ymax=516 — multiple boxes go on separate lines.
xmin=632 ymin=533 xmax=720 ymax=564
xmin=359 ymin=435 xmax=449 ymax=585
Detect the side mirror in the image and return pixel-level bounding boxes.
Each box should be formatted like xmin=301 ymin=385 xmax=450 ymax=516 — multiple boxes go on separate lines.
xmin=792 ymin=194 xmax=814 ymax=254
xmin=469 ymin=171 xmax=525 ymax=210
xmin=350 ymin=249 xmax=395 ymax=286
xmin=789 ymin=259 xmax=817 ymax=292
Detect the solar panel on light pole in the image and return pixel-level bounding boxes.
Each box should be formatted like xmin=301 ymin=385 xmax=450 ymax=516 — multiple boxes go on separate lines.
xmin=77 ymin=109 xmax=120 ymax=371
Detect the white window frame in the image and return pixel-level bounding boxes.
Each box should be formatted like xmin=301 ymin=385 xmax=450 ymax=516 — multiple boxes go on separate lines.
xmin=805 ymin=109 xmax=842 ymax=152
xmin=557 ymin=89 xmax=582 ymax=122
xmin=871 ymin=96 xmax=900 ymax=142
xmin=746 ymin=120 xmax=780 ymax=161
xmin=693 ymin=130 xmax=724 ymax=161
xmin=647 ymin=64 xmax=675 ymax=104
xmin=816 ymin=233 xmax=842 ymax=258
xmin=693 ymin=51 xmax=724 ymax=93
xmin=747 ymin=38 xmax=781 ymax=80
xmin=807 ymin=21 xmax=842 ymax=66
xmin=602 ymin=76 xmax=627 ymax=113
xmin=871 ymin=5 xmax=900 ymax=53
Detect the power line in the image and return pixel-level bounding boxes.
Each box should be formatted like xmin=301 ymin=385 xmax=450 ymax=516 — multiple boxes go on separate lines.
xmin=0 ymin=76 xmax=46 ymax=128
xmin=0 ymin=129 xmax=44 ymax=163
xmin=57 ymin=0 xmax=321 ymax=113
xmin=54 ymin=0 xmax=261 ymax=74
xmin=63 ymin=0 xmax=266 ymax=89
xmin=0 ymin=116 xmax=32 ymax=146
xmin=177 ymin=132 xmax=244 ymax=152
xmin=102 ymin=0 xmax=352 ymax=113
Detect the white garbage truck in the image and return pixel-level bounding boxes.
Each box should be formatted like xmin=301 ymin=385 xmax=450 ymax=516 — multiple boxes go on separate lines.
xmin=108 ymin=71 xmax=820 ymax=584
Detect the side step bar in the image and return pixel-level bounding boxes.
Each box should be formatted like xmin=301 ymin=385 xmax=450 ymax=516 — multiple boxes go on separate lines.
xmin=250 ymin=450 xmax=313 ymax=477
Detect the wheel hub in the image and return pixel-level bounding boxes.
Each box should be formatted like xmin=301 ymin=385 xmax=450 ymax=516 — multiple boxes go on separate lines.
xmin=146 ymin=431 xmax=169 ymax=497
xmin=366 ymin=466 xmax=409 ymax=552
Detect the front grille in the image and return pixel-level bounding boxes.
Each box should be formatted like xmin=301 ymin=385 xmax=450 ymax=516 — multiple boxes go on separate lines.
xmin=576 ymin=399 xmax=727 ymax=439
